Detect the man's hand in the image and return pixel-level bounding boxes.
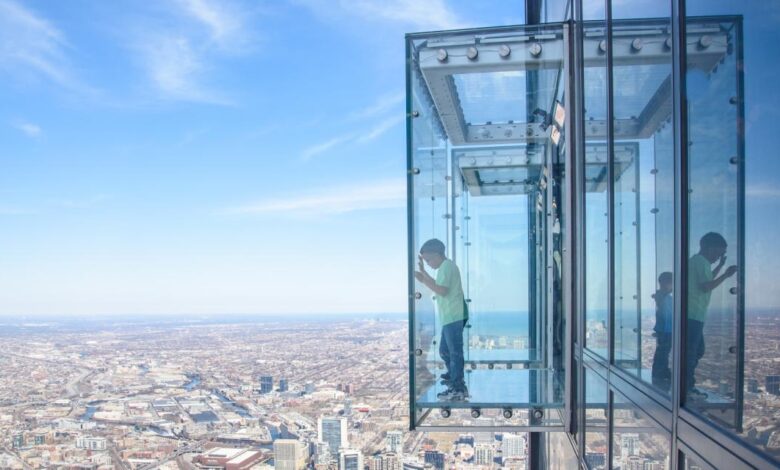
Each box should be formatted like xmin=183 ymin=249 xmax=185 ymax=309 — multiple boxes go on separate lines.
xmin=724 ymin=265 xmax=738 ymax=277
xmin=717 ymin=254 xmax=727 ymax=269
xmin=414 ymin=271 xmax=424 ymax=282
xmin=418 ymin=255 xmax=426 ymax=273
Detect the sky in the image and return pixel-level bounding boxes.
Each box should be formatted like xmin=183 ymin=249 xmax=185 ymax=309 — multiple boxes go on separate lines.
xmin=0 ymin=0 xmax=528 ymax=316
xmin=0 ymin=0 xmax=777 ymax=317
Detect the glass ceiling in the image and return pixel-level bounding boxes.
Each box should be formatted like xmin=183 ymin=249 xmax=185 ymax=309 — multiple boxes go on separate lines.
xmin=453 ymin=70 xmax=560 ymax=126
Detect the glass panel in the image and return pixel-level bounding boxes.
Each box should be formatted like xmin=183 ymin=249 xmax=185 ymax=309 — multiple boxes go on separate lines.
xmin=683 ymin=16 xmax=742 ymax=430
xmin=408 ymin=24 xmax=567 ymax=425
xmin=583 ymin=14 xmax=610 ymax=357
xmin=584 ymin=367 xmax=608 ymax=470
xmin=684 ymin=3 xmax=780 ymax=464
xmin=611 ymin=392 xmax=670 ymax=469
xmin=409 ymin=36 xmax=450 ymax=425
xmin=610 ymin=12 xmax=675 ymax=395
xmin=683 ymin=452 xmax=710 ymax=470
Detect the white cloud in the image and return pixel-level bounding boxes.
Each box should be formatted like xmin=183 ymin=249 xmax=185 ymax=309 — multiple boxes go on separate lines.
xmin=301 ymin=133 xmax=356 ymax=160
xmin=132 ymin=0 xmax=254 ymax=105
xmin=0 ymin=0 xmax=84 ymax=90
xmin=295 ymin=0 xmax=467 ymax=31
xmin=139 ymin=34 xmax=231 ymax=105
xmin=747 ymin=184 xmax=780 ymax=199
xmin=356 ymin=114 xmax=404 ymax=143
xmin=349 ymin=92 xmax=404 ymax=120
xmin=225 ymin=178 xmax=405 ymax=216
xmin=12 ymin=121 xmax=41 ymax=137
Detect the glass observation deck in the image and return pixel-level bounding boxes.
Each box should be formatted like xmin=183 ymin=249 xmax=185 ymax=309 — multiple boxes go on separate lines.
xmin=406 ymin=17 xmax=742 ymax=430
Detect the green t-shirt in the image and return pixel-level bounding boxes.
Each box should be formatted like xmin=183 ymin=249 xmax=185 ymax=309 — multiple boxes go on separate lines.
xmin=435 ymin=259 xmax=465 ymax=326
xmin=687 ymin=253 xmax=713 ymax=322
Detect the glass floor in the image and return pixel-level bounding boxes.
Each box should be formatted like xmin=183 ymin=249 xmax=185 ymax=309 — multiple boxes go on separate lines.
xmin=417 ymin=369 xmax=563 ymax=409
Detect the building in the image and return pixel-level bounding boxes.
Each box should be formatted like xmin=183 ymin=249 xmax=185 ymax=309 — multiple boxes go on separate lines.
xmin=194 ymin=448 xmax=264 ymax=470
xmin=368 ymin=453 xmax=401 ymax=470
xmin=274 ymin=439 xmax=307 ymax=470
xmin=315 ymin=442 xmax=331 ymax=465
xmin=75 ymin=436 xmax=107 ymax=451
xmin=12 ymin=433 xmax=24 ymax=449
xmin=317 ymin=416 xmax=348 ymax=460
xmin=338 ymin=449 xmax=362 ymax=470
xmin=260 ymin=375 xmax=273 ymax=394
xmin=386 ymin=430 xmax=403 ymax=454
xmin=423 ymin=451 xmax=444 ymax=470
xmin=405 ymin=1 xmax=780 ymax=469
xmin=766 ymin=375 xmax=780 ymax=396
xmin=279 ymin=378 xmax=289 ymax=392
xmin=501 ymin=434 xmax=526 ymax=460
xmin=473 ymin=445 xmax=494 ymax=466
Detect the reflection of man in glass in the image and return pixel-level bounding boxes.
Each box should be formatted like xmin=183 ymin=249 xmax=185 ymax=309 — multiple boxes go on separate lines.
xmin=415 ymin=238 xmax=468 ymax=401
xmin=686 ymin=232 xmax=738 ymax=399
xmin=652 ymin=272 xmax=673 ymax=390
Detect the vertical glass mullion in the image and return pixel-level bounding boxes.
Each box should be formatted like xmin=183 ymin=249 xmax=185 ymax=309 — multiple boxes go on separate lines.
xmin=605 ymin=0 xmax=615 ymax=368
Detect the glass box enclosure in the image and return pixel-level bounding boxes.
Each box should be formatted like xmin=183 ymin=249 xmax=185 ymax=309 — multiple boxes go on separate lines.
xmin=406 ymin=17 xmax=743 ymax=431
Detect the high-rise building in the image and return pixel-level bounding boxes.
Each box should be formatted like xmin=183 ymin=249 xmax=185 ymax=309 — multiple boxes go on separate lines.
xmin=318 ymin=416 xmax=348 ymax=460
xmin=766 ymin=375 xmax=780 ymax=396
xmin=501 ymin=434 xmax=525 ymax=460
xmin=474 ymin=444 xmax=494 ymax=466
xmin=315 ymin=442 xmax=331 ymax=465
xmin=76 ymin=436 xmax=107 ymax=451
xmin=279 ymin=378 xmax=289 ymax=392
xmin=339 ymin=449 xmax=362 ymax=470
xmin=274 ymin=439 xmax=307 ymax=470
xmin=386 ymin=430 xmax=403 ymax=454
xmin=620 ymin=433 xmax=640 ymax=459
xmin=368 ymin=453 xmax=401 ymax=470
xmin=260 ymin=375 xmax=273 ymax=394
xmin=423 ymin=450 xmax=445 ymax=470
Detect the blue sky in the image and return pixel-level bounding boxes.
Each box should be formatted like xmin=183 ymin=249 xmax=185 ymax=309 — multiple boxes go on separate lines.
xmin=0 ymin=0 xmax=526 ymax=316
xmin=0 ymin=0 xmax=777 ymax=316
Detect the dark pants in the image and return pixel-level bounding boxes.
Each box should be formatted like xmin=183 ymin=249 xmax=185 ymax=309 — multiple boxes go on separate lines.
xmin=651 ymin=332 xmax=672 ymax=389
xmin=685 ymin=319 xmax=706 ymax=392
xmin=439 ymin=320 xmax=466 ymax=391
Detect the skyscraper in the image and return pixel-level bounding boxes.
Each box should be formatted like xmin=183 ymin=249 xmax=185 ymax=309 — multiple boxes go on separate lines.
xmin=279 ymin=378 xmax=289 ymax=392
xmin=274 ymin=439 xmax=307 ymax=470
xmin=260 ymin=375 xmax=273 ymax=394
xmin=386 ymin=430 xmax=403 ymax=454
xmin=318 ymin=416 xmax=348 ymax=460
xmin=423 ymin=450 xmax=444 ymax=470
xmin=474 ymin=444 xmax=494 ymax=466
xmin=339 ymin=449 xmax=362 ymax=470
xmin=501 ymin=434 xmax=526 ymax=460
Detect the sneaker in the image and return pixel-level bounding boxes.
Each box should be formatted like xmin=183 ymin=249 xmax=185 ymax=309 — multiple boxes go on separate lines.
xmin=440 ymin=378 xmax=453 ymax=387
xmin=438 ymin=389 xmax=467 ymax=402
xmin=437 ymin=387 xmax=454 ymax=399
xmin=688 ymin=388 xmax=709 ymax=400
xmin=439 ymin=373 xmax=451 ymax=381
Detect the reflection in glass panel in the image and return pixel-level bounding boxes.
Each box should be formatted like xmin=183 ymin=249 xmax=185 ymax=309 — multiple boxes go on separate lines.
xmin=583 ymin=16 xmax=609 ymax=357
xmin=543 ymin=432 xmax=580 ymax=470
xmin=684 ymin=3 xmax=780 ymax=463
xmin=611 ymin=392 xmax=670 ymax=470
xmin=683 ymin=453 xmax=709 ymax=470
xmin=584 ymin=367 xmax=608 ymax=469
xmin=609 ymin=11 xmax=675 ymax=395
xmin=683 ymin=16 xmax=743 ymax=431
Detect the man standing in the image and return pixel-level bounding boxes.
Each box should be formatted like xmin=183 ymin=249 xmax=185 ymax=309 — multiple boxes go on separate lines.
xmin=686 ymin=232 xmax=738 ymax=399
xmin=415 ymin=238 xmax=468 ymax=401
